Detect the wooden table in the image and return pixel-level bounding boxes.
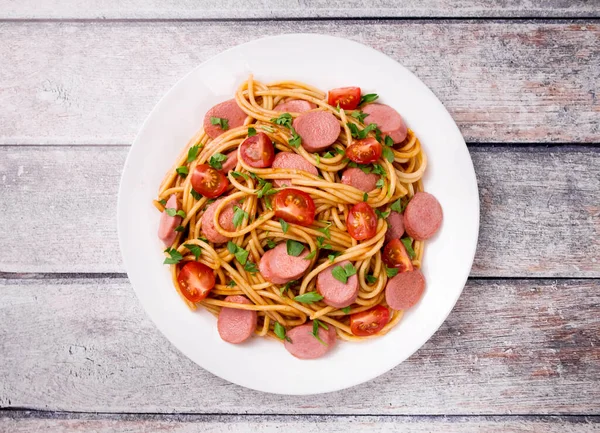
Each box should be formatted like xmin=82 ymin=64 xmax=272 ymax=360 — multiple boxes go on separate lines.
xmin=1 ymin=2 xmax=599 ymax=431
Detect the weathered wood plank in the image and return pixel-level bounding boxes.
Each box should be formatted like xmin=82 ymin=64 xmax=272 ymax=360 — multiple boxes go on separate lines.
xmin=0 ymin=22 xmax=598 ymax=145
xmin=0 ymin=0 xmax=598 ymax=19
xmin=0 ymin=277 xmax=598 ymax=414
xmin=1 ymin=413 xmax=599 ymax=433
xmin=1 ymin=146 xmax=598 ymax=277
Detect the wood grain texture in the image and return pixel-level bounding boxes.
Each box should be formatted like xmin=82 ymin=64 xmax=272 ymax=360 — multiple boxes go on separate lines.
xmin=1 ymin=146 xmax=598 ymax=276
xmin=0 ymin=21 xmax=598 ymax=145
xmin=1 ymin=414 xmax=599 ymax=433
xmin=0 ymin=0 xmax=598 ymax=19
xmin=0 ymin=277 xmax=598 ymax=414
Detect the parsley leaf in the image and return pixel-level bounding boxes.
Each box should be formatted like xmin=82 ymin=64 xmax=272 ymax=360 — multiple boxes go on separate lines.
xmin=359 ymin=93 xmax=379 ymax=105
xmin=328 ymin=252 xmax=341 ymax=263
xmin=158 ymin=199 xmax=167 ymax=206
xmin=279 ymin=218 xmax=289 ymax=234
xmin=280 ymin=279 xmax=297 ymax=295
xmin=232 ymin=205 xmax=248 ymax=228
xmin=316 ymin=237 xmax=332 ymax=250
xmin=271 ymin=113 xmax=293 ymax=129
xmin=248 ymin=127 xmax=257 ymax=137
xmin=346 ymin=122 xmax=379 ymax=140
xmin=190 ymin=189 xmax=202 ymax=200
xmin=322 ymin=151 xmax=335 ymax=159
xmin=341 ymin=306 xmax=351 ymax=314
xmin=335 ymin=146 xmax=346 ymax=155
xmin=344 ymin=262 xmax=357 ymax=277
xmin=317 ymin=221 xmax=332 ymax=239
xmin=187 ymin=145 xmax=200 ymax=163
xmin=401 ymin=237 xmax=416 ymax=259
xmin=315 ymin=154 xmax=320 ymax=165
xmin=382 ymin=146 xmax=395 ymax=163
xmin=208 ymin=152 xmax=228 ymax=170
xmin=231 ymin=171 xmax=249 ymax=181
xmin=165 ymin=208 xmax=186 ymax=219
xmin=384 ymin=135 xmax=394 ymax=147
xmin=244 ymin=261 xmax=258 ymax=273
xmin=227 ymin=280 xmax=237 ymax=288
xmin=363 ymin=192 xmax=368 ymax=202
xmin=311 ymin=319 xmax=329 ymax=346
xmin=390 ymin=198 xmax=407 ymax=213
xmin=183 ymin=243 xmax=202 ymax=260
xmin=376 ymin=178 xmax=385 ymax=189
xmin=332 ymin=262 xmax=357 ymax=283
xmin=257 ymin=181 xmax=276 ymax=198
xmin=274 ymin=322 xmax=291 ymax=342
xmin=176 ymin=166 xmax=188 ymax=177
xmin=210 ymin=116 xmax=229 ymax=131
xmin=163 ymin=248 xmax=183 ymax=265
xmin=266 ymin=239 xmax=277 ymax=249
xmin=294 ymin=292 xmax=324 ymax=304
xmin=289 ymin=127 xmax=302 ymax=148
xmin=174 ymin=225 xmax=185 ymax=232
xmin=375 ymin=208 xmax=390 ymax=219
xmin=366 ymin=274 xmax=377 ymax=284
xmin=304 ymin=249 xmax=317 ymax=260
xmin=350 ymin=110 xmax=369 ymax=123
xmin=372 ymin=164 xmax=386 ymax=176
xmin=385 ymin=265 xmax=399 ymax=278
xmin=286 ymin=239 xmax=305 ymax=257
xmin=227 ymin=241 xmax=249 ymax=265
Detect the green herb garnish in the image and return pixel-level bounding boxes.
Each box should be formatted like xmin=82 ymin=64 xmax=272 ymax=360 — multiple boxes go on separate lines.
xmin=286 ymin=239 xmax=305 ymax=257
xmin=294 ymin=292 xmax=324 ymax=304
xmin=210 ymin=116 xmax=229 ymax=131
xmin=183 ymin=243 xmax=202 ymax=260
xmin=208 ymin=152 xmax=228 ymax=170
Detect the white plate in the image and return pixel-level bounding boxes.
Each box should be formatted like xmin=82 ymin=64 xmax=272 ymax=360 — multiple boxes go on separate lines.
xmin=118 ymin=33 xmax=479 ymax=395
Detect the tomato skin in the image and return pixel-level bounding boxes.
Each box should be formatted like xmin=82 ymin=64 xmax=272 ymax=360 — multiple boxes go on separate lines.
xmin=347 ymin=202 xmax=377 ymax=240
xmin=350 ymin=305 xmax=390 ymax=336
xmin=177 ymin=261 xmax=216 ymax=302
xmin=346 ymin=137 xmax=382 ymax=164
xmin=240 ymin=132 xmax=275 ymax=168
xmin=327 ymin=87 xmax=361 ymax=110
xmin=272 ymin=188 xmax=315 ymax=227
xmin=382 ymin=239 xmax=414 ymax=273
xmin=190 ymin=164 xmax=229 ymax=198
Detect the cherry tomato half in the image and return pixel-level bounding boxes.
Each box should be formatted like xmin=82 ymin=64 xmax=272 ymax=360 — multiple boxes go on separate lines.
xmin=346 ymin=137 xmax=382 ymax=164
xmin=347 ymin=202 xmax=377 ymax=240
xmin=272 ymin=188 xmax=315 ymax=227
xmin=240 ymin=132 xmax=275 ymax=168
xmin=350 ymin=305 xmax=390 ymax=336
xmin=177 ymin=261 xmax=216 ymax=303
xmin=327 ymin=87 xmax=361 ymax=110
xmin=382 ymin=239 xmax=414 ymax=273
xmin=191 ymin=164 xmax=229 ymax=198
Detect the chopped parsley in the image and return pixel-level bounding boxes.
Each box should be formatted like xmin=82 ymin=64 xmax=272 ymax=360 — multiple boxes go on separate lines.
xmin=279 ymin=218 xmax=289 ymax=234
xmin=363 ymin=192 xmax=368 ymax=202
xmin=227 ymin=241 xmax=249 ymax=265
xmin=294 ymin=292 xmax=324 ymax=304
xmin=231 ymin=171 xmax=249 ymax=181
xmin=210 ymin=116 xmax=229 ymax=131
xmin=382 ymin=146 xmax=395 ymax=163
xmin=158 ymin=199 xmax=167 ymax=206
xmin=187 ymin=144 xmax=200 ymax=163
xmin=376 ymin=178 xmax=385 ymax=189
xmin=265 ymin=239 xmax=277 ymax=249
xmin=176 ymin=166 xmax=188 ymax=177
xmin=244 ymin=261 xmax=259 ymax=274
xmin=286 ymin=239 xmax=305 ymax=257
xmin=289 ymin=127 xmax=302 ymax=148
xmin=232 ymin=205 xmax=249 ymax=228
xmin=270 ymin=113 xmax=293 ymax=129
xmin=375 ymin=208 xmax=390 ymax=219
xmin=183 ymin=243 xmax=202 ymax=260
xmin=385 ymin=265 xmax=399 ymax=278
xmin=163 ymin=248 xmax=183 ymax=265
xmin=350 ymin=110 xmax=369 ymax=123
xmin=390 ymin=198 xmax=407 ymax=213
xmin=365 ymin=274 xmax=377 ymax=284
xmin=347 ymin=122 xmax=379 ymax=140
xmin=401 ymin=237 xmax=416 ymax=259
xmin=341 ymin=306 xmax=351 ymax=314
xmin=331 ymin=262 xmax=357 ymax=284
xmin=226 ymin=280 xmax=237 ymax=288
xmin=359 ymin=93 xmax=379 ymax=105
xmin=274 ymin=322 xmax=291 ymax=342
xmin=165 ymin=208 xmax=186 ymax=218
xmin=190 ymin=189 xmax=202 ymax=200
xmin=247 ymin=127 xmax=257 ymax=137
xmin=311 ymin=319 xmax=329 ymax=346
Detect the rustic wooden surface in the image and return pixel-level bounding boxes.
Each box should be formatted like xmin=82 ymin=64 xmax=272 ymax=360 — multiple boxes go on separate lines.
xmin=1 ymin=2 xmax=599 ymax=431
xmin=0 ymin=22 xmax=599 ymax=145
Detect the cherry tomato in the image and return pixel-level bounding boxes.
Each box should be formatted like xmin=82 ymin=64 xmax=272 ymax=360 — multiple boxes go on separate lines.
xmin=346 ymin=137 xmax=382 ymax=164
xmin=327 ymin=87 xmax=361 ymax=110
xmin=382 ymin=239 xmax=414 ymax=273
xmin=350 ymin=305 xmax=390 ymax=336
xmin=190 ymin=164 xmax=229 ymax=198
xmin=347 ymin=202 xmax=377 ymax=240
xmin=240 ymin=132 xmax=275 ymax=168
xmin=177 ymin=261 xmax=216 ymax=302
xmin=272 ymin=188 xmax=315 ymax=227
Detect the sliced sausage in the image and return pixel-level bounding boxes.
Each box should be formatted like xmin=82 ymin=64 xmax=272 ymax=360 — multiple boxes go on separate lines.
xmin=403 ymin=192 xmax=443 ymax=241
xmin=341 ymin=167 xmax=380 ymax=192
xmin=274 ymin=99 xmax=317 ymax=113
xmin=384 ymin=211 xmax=405 ymax=243
xmin=158 ymin=194 xmax=182 ymax=247
xmin=259 ymin=242 xmax=310 ymax=284
xmin=271 ymin=152 xmax=318 ymax=188
xmin=217 ymin=295 xmax=257 ymax=344
xmin=203 ymin=99 xmax=247 ymax=139
xmin=316 ymin=260 xmax=359 ymax=308
xmin=385 ymin=269 xmax=425 ymax=310
xmin=219 ymin=151 xmax=238 ymax=173
xmin=362 ymin=103 xmax=407 ymax=144
xmin=258 ymin=248 xmax=289 ymax=285
xmin=284 ymin=322 xmax=337 ymax=359
xmin=201 ymin=198 xmax=238 ymax=244
xmin=292 ymin=111 xmax=340 ymax=152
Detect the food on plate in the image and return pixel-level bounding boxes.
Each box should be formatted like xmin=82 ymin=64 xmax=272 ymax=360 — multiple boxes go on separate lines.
xmin=154 ymin=76 xmax=442 ymax=358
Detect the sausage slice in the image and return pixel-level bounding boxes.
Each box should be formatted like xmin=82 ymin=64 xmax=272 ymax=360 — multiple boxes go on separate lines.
xmin=403 ymin=192 xmax=443 ymax=240
xmin=274 ymin=99 xmax=317 ymax=113
xmin=201 ymin=198 xmax=238 ymax=244
xmin=271 ymin=152 xmax=318 ymax=188
xmin=384 ymin=211 xmax=405 ymax=243
xmin=341 ymin=167 xmax=380 ymax=192
xmin=293 ymin=111 xmax=340 ymax=152
xmin=260 ymin=242 xmax=310 ymax=284
xmin=158 ymin=194 xmax=182 ymax=247
xmin=217 ymin=295 xmax=257 ymax=344
xmin=316 ymin=260 xmax=359 ymax=308
xmin=385 ymin=269 xmax=425 ymax=310
xmin=284 ymin=322 xmax=337 ymax=359
xmin=362 ymin=103 xmax=407 ymax=144
xmin=203 ymin=99 xmax=247 ymax=139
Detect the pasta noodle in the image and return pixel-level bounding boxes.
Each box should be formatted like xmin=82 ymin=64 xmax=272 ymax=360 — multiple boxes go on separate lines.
xmin=154 ymin=76 xmax=427 ymax=344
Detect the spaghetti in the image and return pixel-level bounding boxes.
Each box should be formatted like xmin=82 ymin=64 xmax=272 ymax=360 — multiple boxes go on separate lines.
xmin=154 ymin=76 xmax=433 ymax=353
